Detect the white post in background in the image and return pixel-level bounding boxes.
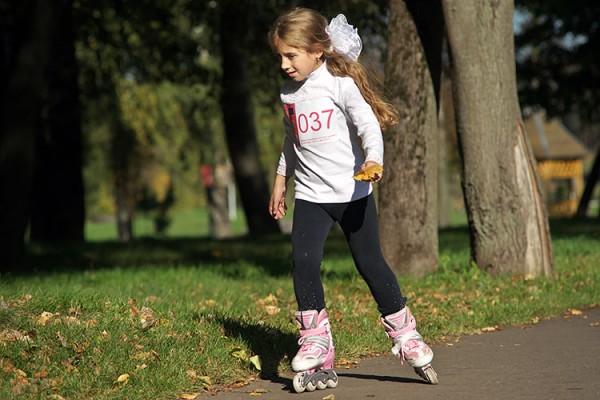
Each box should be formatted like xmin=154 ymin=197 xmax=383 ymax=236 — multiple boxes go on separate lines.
xmin=227 ymin=182 xmax=237 ymax=221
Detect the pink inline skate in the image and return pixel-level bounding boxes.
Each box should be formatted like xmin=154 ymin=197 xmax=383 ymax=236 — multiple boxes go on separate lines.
xmin=381 ymin=306 xmax=439 ymax=384
xmin=291 ymin=309 xmax=338 ymax=393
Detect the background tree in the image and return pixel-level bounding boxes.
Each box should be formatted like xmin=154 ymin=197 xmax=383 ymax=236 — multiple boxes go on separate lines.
xmin=442 ymin=0 xmax=553 ymax=276
xmin=380 ymin=0 xmax=444 ymax=276
xmin=514 ymin=0 xmax=600 ymax=218
xmin=216 ymin=1 xmax=280 ymax=236
xmin=29 ymin=0 xmax=85 ymax=243
xmin=0 ymin=0 xmax=58 ymax=268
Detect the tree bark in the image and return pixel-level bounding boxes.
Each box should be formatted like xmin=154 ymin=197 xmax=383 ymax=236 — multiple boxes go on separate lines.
xmin=0 ymin=0 xmax=55 ymax=268
xmin=380 ymin=0 xmax=443 ymax=276
xmin=438 ymin=90 xmax=451 ymax=228
xmin=442 ymin=0 xmax=553 ymax=276
xmin=206 ymin=162 xmax=233 ymax=239
xmin=30 ymin=0 xmax=85 ymax=242
xmin=219 ymin=5 xmax=279 ymax=236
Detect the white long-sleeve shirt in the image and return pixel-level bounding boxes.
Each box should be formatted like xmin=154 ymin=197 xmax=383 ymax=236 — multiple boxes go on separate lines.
xmin=276 ymin=62 xmax=384 ymax=203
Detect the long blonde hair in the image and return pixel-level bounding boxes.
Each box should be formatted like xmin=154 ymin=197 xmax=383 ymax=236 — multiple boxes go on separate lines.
xmin=268 ymin=7 xmax=398 ymax=131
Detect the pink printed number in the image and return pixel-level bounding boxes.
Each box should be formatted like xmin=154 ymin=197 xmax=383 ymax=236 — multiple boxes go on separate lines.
xmin=296 ymin=109 xmax=334 ymax=133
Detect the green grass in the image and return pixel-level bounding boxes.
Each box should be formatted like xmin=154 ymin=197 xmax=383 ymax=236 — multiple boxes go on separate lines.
xmin=1 ymin=216 xmax=598 ymax=399
xmin=85 ymin=208 xmax=250 ymax=241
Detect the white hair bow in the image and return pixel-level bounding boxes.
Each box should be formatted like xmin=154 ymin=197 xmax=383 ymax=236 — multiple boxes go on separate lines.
xmin=325 ymin=14 xmax=362 ymax=62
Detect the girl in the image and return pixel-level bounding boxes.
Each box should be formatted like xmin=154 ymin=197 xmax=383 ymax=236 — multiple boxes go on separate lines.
xmin=268 ymin=7 xmax=438 ymax=392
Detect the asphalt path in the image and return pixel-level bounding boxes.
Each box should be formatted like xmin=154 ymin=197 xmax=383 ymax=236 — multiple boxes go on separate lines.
xmin=205 ymin=306 xmax=600 ymax=400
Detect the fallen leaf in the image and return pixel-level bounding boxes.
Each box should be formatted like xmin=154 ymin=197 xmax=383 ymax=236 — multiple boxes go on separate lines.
xmin=569 ymin=309 xmax=582 ymax=316
xmin=56 ymin=331 xmax=68 ymax=347
xmin=178 ymin=393 xmax=201 ymax=400
xmin=0 ymin=298 xmax=9 ymax=309
xmin=1 ymin=359 xmax=16 ymax=374
xmin=249 ymin=355 xmax=262 ymax=371
xmin=139 ymin=306 xmax=158 ymax=330
xmin=73 ymin=343 xmax=86 ymax=353
xmin=204 ymin=299 xmax=217 ymax=307
xmin=322 ymin=394 xmax=335 ymax=400
xmin=34 ymin=366 xmax=49 ymax=379
xmin=230 ymin=347 xmax=249 ymax=362
xmin=85 ymin=319 xmax=98 ymax=328
xmin=129 ymin=298 xmax=139 ymax=318
xmin=264 ymin=305 xmax=280 ymax=316
xmin=353 ymin=164 xmax=383 ymax=181
xmin=186 ymin=369 xmax=197 ymax=379
xmin=0 ymin=330 xmax=32 ymax=343
xmin=481 ymin=326 xmax=497 ymax=332
xmin=115 ymin=373 xmax=129 ymax=386
xmin=198 ymin=375 xmax=212 ymax=387
xmin=590 ymin=321 xmax=600 ymax=327
xmin=37 ymin=311 xmax=54 ymax=326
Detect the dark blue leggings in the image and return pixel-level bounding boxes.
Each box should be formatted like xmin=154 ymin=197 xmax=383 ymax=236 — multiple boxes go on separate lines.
xmin=292 ymin=194 xmax=406 ymax=317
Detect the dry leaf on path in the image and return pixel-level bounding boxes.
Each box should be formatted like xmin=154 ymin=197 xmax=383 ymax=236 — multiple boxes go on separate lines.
xmin=178 ymin=394 xmax=202 ymax=400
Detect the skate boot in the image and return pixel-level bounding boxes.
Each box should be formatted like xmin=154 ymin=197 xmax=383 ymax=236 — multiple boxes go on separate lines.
xmin=291 ymin=309 xmax=338 ymax=393
xmin=381 ymin=307 xmax=438 ymax=384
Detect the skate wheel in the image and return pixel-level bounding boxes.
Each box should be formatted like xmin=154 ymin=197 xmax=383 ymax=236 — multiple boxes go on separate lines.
xmin=316 ymin=380 xmax=327 ymax=390
xmin=292 ymin=374 xmax=306 ymax=393
xmin=306 ymin=380 xmax=317 ymax=392
xmin=415 ymin=365 xmax=439 ymax=385
xmin=327 ymin=370 xmax=338 ymax=388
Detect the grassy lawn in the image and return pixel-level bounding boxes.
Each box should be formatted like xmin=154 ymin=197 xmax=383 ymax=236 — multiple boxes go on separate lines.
xmin=1 ymin=214 xmax=598 ymax=399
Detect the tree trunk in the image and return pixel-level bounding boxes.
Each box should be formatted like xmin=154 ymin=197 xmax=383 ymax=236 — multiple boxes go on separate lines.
xmin=205 ymin=162 xmax=233 ymax=239
xmin=380 ymin=0 xmax=443 ymax=277
xmin=112 ymin=123 xmax=137 ymax=242
xmin=442 ymin=0 xmax=553 ymax=276
xmin=30 ymin=0 xmax=85 ymax=242
xmin=0 ymin=0 xmax=55 ymax=269
xmin=438 ymin=91 xmax=451 ymax=228
xmin=219 ymin=5 xmax=279 ymax=236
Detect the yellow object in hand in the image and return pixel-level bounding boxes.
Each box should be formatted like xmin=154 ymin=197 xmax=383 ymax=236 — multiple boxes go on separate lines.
xmin=353 ymin=164 xmax=383 ymax=181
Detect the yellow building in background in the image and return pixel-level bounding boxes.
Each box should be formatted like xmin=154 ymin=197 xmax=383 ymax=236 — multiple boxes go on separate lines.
xmin=524 ymin=111 xmax=590 ymax=217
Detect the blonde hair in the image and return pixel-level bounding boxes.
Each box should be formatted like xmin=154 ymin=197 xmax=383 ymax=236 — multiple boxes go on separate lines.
xmin=269 ymin=7 xmax=398 ymax=131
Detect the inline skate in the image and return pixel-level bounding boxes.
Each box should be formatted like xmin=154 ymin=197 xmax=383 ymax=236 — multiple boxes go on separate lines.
xmin=381 ymin=306 xmax=439 ymax=384
xmin=291 ymin=309 xmax=338 ymax=393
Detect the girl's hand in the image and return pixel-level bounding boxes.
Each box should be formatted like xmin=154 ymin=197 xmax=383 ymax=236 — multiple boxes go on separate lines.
xmin=360 ymin=161 xmax=383 ymax=183
xmin=269 ymin=175 xmax=288 ymax=219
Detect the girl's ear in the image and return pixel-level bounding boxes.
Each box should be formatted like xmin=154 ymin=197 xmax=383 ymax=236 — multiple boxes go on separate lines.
xmin=313 ymin=50 xmax=324 ymax=61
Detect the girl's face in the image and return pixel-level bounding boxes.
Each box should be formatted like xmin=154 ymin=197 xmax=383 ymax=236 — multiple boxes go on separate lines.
xmin=275 ymin=42 xmax=323 ymax=82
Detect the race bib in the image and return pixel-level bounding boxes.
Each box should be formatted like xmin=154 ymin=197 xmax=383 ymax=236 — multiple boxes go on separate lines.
xmin=284 ymin=98 xmax=339 ymax=148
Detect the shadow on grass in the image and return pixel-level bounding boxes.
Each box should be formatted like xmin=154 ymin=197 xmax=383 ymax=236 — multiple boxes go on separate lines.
xmin=9 ymin=217 xmax=598 ymax=278
xmin=12 ymin=230 xmax=373 ymax=280
xmin=200 ymin=312 xmax=296 ymax=389
xmin=20 ymin=234 xmax=296 ymax=277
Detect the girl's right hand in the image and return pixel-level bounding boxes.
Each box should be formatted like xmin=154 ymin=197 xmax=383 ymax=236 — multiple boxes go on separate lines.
xmin=269 ymin=175 xmax=288 ymax=220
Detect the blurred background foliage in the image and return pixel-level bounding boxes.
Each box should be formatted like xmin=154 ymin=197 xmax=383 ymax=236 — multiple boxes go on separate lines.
xmin=1 ymin=0 xmax=597 ymax=243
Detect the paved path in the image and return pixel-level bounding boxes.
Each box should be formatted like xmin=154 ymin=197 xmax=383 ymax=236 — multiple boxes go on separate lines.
xmin=206 ymin=307 xmax=600 ymax=400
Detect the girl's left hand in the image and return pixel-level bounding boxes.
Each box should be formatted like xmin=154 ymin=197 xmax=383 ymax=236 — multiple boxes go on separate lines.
xmin=361 ymin=161 xmax=383 ymax=183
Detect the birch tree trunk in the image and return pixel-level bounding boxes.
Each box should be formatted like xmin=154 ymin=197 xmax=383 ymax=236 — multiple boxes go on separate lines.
xmin=442 ymin=0 xmax=553 ymax=276
xmin=380 ymin=0 xmax=443 ymax=276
